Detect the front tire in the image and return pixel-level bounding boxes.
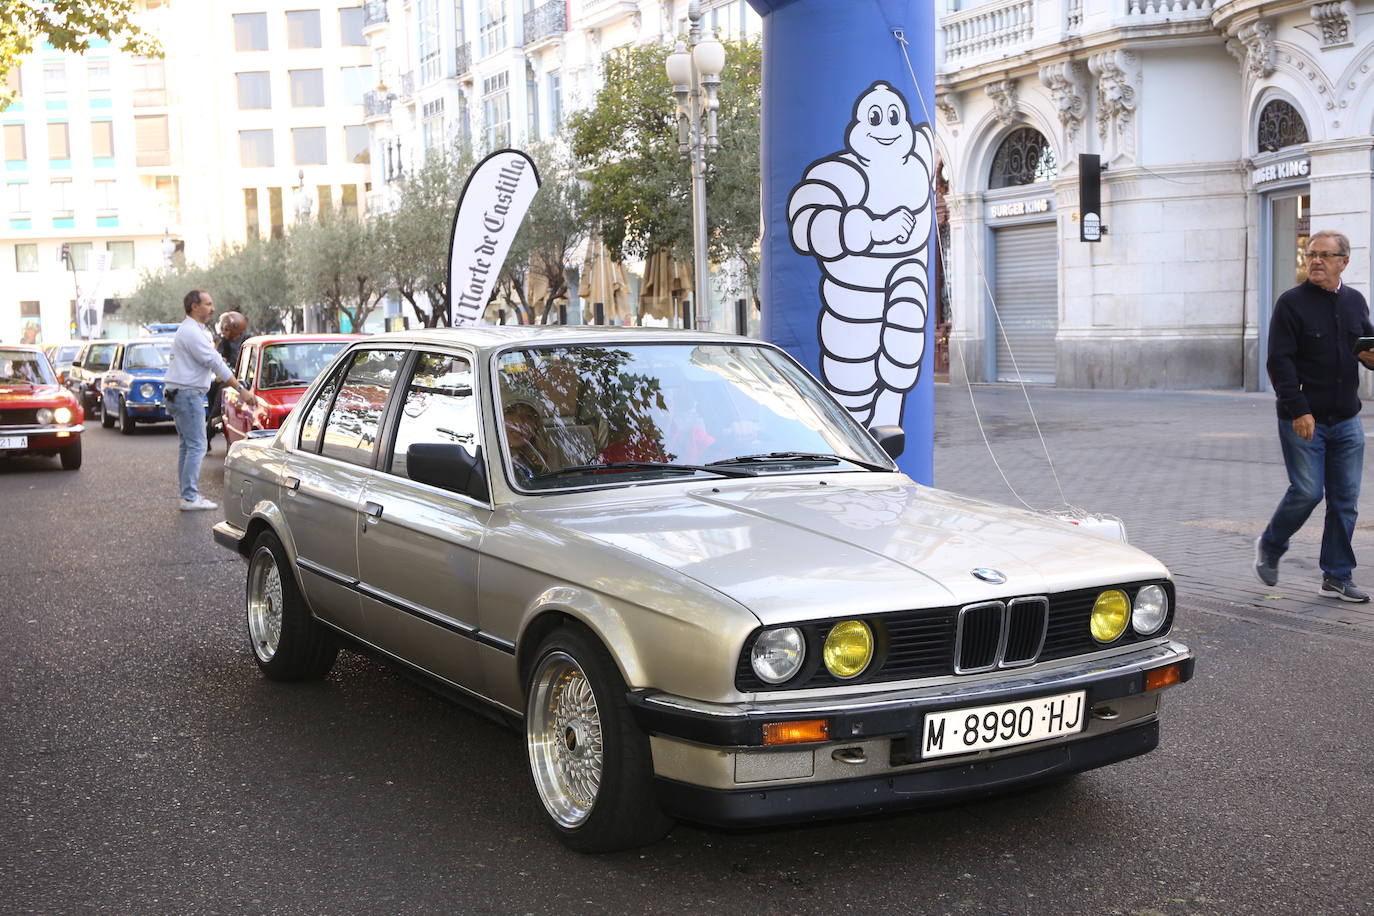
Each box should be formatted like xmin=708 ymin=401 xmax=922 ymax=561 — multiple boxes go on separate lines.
xmin=246 ymin=530 xmax=338 ymax=680
xmin=119 ymin=398 xmax=136 ymax=435
xmin=525 ymin=626 xmax=673 ymax=853
xmin=58 ymin=439 xmax=82 ymax=470
xmin=100 ymin=398 xmax=115 ymax=428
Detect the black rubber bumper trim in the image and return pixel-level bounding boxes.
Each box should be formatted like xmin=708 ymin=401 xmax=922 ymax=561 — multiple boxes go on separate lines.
xmin=654 ymin=719 xmax=1159 ymax=828
xmin=627 ymin=654 xmax=1193 ymax=747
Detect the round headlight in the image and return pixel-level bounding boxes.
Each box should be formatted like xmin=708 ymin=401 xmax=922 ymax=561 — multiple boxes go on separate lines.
xmin=139 ymin=383 xmax=156 ymax=399
xmin=822 ymin=620 xmax=874 ymax=679
xmin=1090 ymin=589 xmax=1130 ymax=643
xmin=750 ymin=627 xmax=804 ymax=685
xmin=1132 ymin=584 xmax=1168 ymax=635
xmin=53 ymin=406 xmax=73 ymax=424
xmin=35 ymin=407 xmax=54 ymax=424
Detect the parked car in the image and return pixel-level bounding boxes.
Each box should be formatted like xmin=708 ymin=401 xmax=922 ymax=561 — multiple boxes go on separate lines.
xmin=0 ymin=344 xmax=84 ymax=470
xmin=43 ymin=342 xmax=83 ymax=385
xmin=213 ymin=327 xmax=1193 ymax=852
xmin=100 ymin=338 xmax=174 ymax=434
xmin=65 ymin=339 xmax=119 ymax=419
xmin=220 ymin=333 xmax=361 ymax=446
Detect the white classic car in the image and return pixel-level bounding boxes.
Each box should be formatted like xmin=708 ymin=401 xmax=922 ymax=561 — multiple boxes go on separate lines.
xmin=213 ymin=327 xmax=1193 ymax=852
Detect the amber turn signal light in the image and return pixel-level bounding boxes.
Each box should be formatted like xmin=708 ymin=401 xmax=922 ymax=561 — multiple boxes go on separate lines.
xmin=762 ymin=719 xmax=829 ymax=745
xmin=1145 ymin=663 xmax=1182 ymax=691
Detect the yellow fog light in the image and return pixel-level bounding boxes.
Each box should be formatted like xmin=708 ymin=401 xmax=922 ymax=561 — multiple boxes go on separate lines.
xmin=823 ymin=620 xmax=873 ymax=679
xmin=1090 ymin=589 xmax=1130 ymax=643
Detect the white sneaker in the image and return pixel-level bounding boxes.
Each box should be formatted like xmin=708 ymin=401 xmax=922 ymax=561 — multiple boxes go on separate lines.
xmin=179 ymin=496 xmax=218 ymax=511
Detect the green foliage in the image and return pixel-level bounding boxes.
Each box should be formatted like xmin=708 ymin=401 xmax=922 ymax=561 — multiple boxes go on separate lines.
xmin=122 ymin=265 xmax=200 ymax=326
xmin=1 ymin=1 xmax=161 ymax=109
xmin=567 ymin=37 xmax=761 ymax=273
xmin=288 ymin=206 xmax=386 ymax=332
xmin=202 ymin=236 xmax=292 ymax=333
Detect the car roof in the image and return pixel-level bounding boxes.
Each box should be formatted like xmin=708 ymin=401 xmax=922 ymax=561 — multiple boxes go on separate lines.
xmin=2 ymin=343 xmax=42 ymax=354
xmin=356 ymin=325 xmax=761 ymax=354
xmin=246 ymin=333 xmax=364 ymax=346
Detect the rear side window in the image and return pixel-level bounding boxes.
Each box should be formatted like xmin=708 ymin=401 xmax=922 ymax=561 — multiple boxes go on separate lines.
xmin=85 ymin=343 xmax=117 ymax=371
xmin=388 ymin=351 xmax=477 ymax=483
xmin=319 ymin=349 xmax=405 ymax=467
xmin=242 ymin=346 xmax=259 ymax=387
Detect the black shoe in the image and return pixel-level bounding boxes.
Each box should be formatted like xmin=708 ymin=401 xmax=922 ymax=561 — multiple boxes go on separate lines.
xmin=1318 ymin=578 xmax=1370 ymax=603
xmin=1254 ymin=537 xmax=1278 ymax=587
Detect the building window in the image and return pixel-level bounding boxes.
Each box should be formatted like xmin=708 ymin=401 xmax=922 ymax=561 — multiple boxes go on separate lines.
xmin=4 ymin=123 xmax=26 ymax=161
xmin=526 ymin=75 xmax=538 ymax=140
xmin=237 ymin=72 xmax=272 ymax=109
xmin=292 ymin=127 xmax=326 ymax=165
xmin=341 ymin=183 xmax=358 ymax=220
xmin=339 ymin=6 xmax=366 ymax=45
xmin=94 ymin=179 xmax=116 ymax=211
xmin=1257 ymin=99 xmax=1309 ymax=153
xmin=239 ymin=129 xmax=274 ymax=167
xmin=479 ymin=0 xmax=507 ymax=57
xmin=316 ymin=184 xmax=333 ymax=213
xmin=47 ymin=122 xmax=70 ymax=160
xmin=234 ymin=12 xmax=269 ymax=51
xmin=482 ymin=72 xmax=509 ymax=150
xmin=418 ymin=0 xmax=441 ymax=83
xmin=87 ymin=60 xmax=111 ymax=91
xmin=91 ymin=121 xmax=114 ymax=158
xmin=153 ymin=175 xmax=179 ymax=213
xmin=340 ymin=66 xmax=372 ymax=105
xmin=44 ymin=61 xmax=66 ymax=93
xmin=132 ymin=58 xmax=166 ymax=106
xmin=4 ymin=66 xmax=21 ymax=98
xmin=68 ymin=241 xmax=93 ymax=269
xmin=6 ymin=181 xmax=28 ymax=212
xmin=422 ymin=98 xmax=445 ymax=149
xmin=15 ymin=243 xmax=39 ymax=272
xmin=988 ymin=127 xmax=1057 ymax=189
xmin=547 ymin=70 xmax=562 ymax=132
xmin=344 ymin=124 xmax=369 ymax=163
xmin=244 ymin=188 xmax=260 ymax=238
xmin=134 ymin=115 xmax=170 ymax=166
xmin=289 ymin=69 xmax=325 ymax=107
xmin=286 ymin=10 xmax=323 ymax=49
xmin=50 ymin=178 xmax=72 ymax=215
xmin=269 ymin=186 xmax=284 ymax=238
xmin=106 ymin=240 xmax=135 ymax=269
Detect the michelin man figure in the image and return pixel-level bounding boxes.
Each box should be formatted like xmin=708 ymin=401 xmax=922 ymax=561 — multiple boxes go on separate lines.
xmin=787 ymin=81 xmax=934 ymax=428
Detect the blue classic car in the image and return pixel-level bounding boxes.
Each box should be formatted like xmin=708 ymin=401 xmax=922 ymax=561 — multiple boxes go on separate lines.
xmin=100 ymin=338 xmax=176 ymax=434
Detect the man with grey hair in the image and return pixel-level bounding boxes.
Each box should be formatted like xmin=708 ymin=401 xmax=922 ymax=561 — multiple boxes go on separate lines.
xmin=1257 ymin=229 xmax=1374 ymax=601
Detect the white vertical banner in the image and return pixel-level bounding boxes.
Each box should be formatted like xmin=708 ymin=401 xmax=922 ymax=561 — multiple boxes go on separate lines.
xmin=448 ymin=149 xmax=541 ymax=326
xmin=76 ymin=250 xmax=115 ymax=339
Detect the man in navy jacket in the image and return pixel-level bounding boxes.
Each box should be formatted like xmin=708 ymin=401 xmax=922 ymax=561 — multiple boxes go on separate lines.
xmin=1257 ymin=229 xmax=1374 ymax=601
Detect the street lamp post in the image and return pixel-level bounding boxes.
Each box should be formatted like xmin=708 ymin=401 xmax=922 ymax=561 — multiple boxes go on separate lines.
xmin=665 ymin=1 xmax=725 ymax=330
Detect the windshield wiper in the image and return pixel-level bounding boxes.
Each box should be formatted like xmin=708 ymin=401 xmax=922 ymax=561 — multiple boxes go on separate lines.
xmin=707 ymin=452 xmax=891 ymax=473
xmin=533 ymin=461 xmax=758 ymax=481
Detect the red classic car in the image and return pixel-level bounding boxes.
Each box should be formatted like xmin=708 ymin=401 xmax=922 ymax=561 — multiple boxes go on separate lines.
xmin=0 ymin=344 xmax=85 ymax=470
xmin=221 ymin=333 xmax=361 ymax=446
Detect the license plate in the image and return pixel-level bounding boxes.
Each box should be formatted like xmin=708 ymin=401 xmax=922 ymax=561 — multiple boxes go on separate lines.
xmin=0 ymin=435 xmax=26 ymax=449
xmin=921 ymin=690 xmax=1086 ymax=759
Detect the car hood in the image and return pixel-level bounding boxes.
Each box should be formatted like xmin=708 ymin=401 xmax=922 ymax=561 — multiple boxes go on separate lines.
xmin=0 ymin=383 xmax=69 ymax=405
xmin=518 ymin=476 xmax=1168 ymax=626
xmin=120 ymin=367 xmax=168 ymax=380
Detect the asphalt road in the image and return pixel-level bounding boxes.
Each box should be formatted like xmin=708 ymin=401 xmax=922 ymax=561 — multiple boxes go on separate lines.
xmin=3 ymin=398 xmax=1372 ymax=916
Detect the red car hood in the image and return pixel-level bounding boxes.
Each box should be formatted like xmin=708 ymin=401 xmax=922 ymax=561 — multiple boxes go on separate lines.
xmin=0 ymin=383 xmax=70 ymax=406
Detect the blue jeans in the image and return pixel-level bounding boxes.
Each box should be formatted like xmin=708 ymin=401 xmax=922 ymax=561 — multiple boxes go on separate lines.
xmin=167 ymin=386 xmax=208 ymax=502
xmin=1260 ymin=414 xmax=1365 ymax=583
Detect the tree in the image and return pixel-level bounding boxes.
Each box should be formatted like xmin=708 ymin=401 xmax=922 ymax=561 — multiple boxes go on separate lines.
xmin=1 ymin=1 xmax=161 ymax=109
xmin=567 ymin=38 xmax=761 ymax=283
xmin=288 ymin=207 xmax=385 ymax=332
xmin=204 ymin=236 xmax=292 ymax=333
xmin=122 ymin=263 xmax=210 ymax=326
xmin=376 ymin=142 xmax=476 ymax=328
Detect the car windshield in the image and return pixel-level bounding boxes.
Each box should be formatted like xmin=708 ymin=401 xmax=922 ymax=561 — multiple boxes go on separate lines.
xmin=55 ymin=345 xmax=81 ymax=362
xmin=494 ymin=342 xmax=893 ymax=490
xmin=0 ymin=349 xmax=57 ymax=385
xmin=259 ymin=341 xmax=348 ymax=389
xmin=125 ymin=342 xmax=172 ymax=370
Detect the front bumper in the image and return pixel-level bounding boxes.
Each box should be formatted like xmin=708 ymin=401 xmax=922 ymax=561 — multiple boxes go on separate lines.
xmin=126 ymin=400 xmax=171 ymax=420
xmin=630 ymin=639 xmax=1192 ymax=826
xmin=0 ymin=425 xmax=85 ymax=452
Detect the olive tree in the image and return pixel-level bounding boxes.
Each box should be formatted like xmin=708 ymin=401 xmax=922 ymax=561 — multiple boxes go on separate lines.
xmin=288 ymin=207 xmax=386 ymax=332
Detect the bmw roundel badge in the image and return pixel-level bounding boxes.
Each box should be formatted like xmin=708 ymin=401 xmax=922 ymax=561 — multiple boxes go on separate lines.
xmin=971 ymin=568 xmax=1007 ymax=584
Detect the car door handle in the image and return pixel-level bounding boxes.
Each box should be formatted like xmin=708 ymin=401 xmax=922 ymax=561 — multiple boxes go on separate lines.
xmin=364 ymin=501 xmax=384 ymax=520
xmin=283 ymin=475 xmax=300 ymax=491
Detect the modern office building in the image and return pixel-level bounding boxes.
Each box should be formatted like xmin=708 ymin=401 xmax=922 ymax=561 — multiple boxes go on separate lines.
xmin=936 ymin=0 xmax=1374 ymax=391
xmin=0 ymin=0 xmax=374 ymax=343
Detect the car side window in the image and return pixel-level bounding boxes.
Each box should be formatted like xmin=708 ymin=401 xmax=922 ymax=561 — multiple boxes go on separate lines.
xmin=319 ymin=349 xmax=405 ymax=467
xmin=388 ymin=351 xmax=477 ymax=483
xmin=86 ymin=344 xmax=116 ymax=371
xmin=297 ymin=365 xmax=343 ymax=453
xmin=242 ymin=346 xmax=259 ymax=387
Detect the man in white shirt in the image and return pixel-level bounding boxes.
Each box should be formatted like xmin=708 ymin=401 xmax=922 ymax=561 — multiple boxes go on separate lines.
xmin=165 ymin=289 xmax=258 ymax=510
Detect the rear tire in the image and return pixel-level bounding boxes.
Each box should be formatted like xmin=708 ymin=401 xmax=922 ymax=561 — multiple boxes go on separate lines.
xmin=245 ymin=530 xmax=338 ymax=681
xmin=59 ymin=439 xmax=82 ymax=470
xmin=525 ymin=626 xmax=674 ymax=853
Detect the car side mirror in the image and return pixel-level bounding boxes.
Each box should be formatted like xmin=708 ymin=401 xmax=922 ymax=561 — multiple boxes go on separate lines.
xmin=71 ymin=359 xmax=82 ymax=368
xmin=407 ymin=442 xmax=489 ymax=502
xmin=868 ymin=425 xmax=905 ymax=460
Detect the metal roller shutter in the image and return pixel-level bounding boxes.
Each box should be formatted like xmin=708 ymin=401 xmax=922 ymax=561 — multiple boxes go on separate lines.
xmin=993 ymin=223 xmax=1058 ymax=384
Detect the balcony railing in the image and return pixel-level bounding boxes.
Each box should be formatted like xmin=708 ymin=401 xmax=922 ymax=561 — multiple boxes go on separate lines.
xmin=1125 ymin=0 xmax=1214 ymax=13
xmin=453 ymin=42 xmax=472 ymax=77
xmin=363 ymin=90 xmax=391 ymax=118
xmin=364 ymin=0 xmax=388 ymax=27
xmin=943 ymin=0 xmax=1034 ymax=65
xmin=524 ymin=0 xmax=566 ymax=45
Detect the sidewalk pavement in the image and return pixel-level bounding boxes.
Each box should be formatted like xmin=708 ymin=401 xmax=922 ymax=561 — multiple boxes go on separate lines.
xmin=932 ymin=382 xmax=1374 ymax=641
